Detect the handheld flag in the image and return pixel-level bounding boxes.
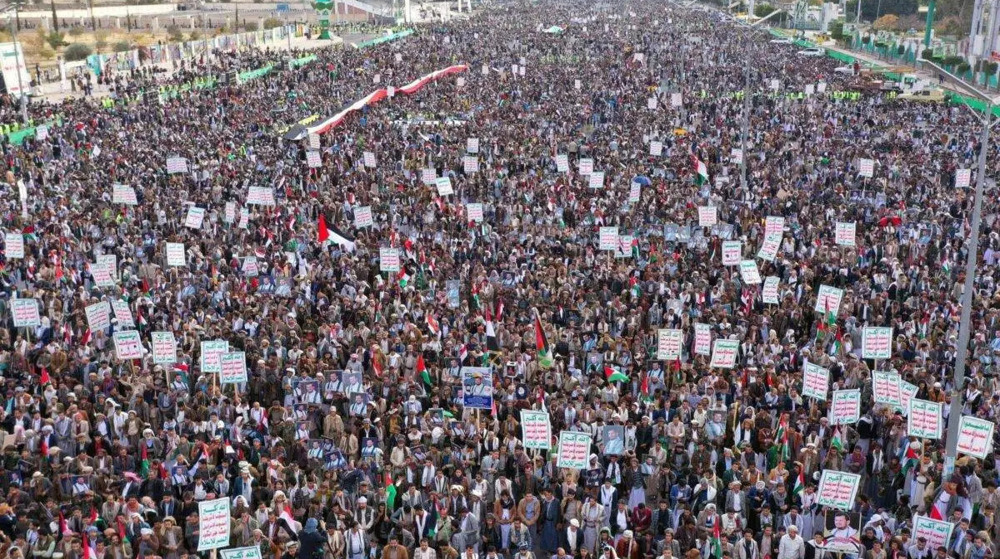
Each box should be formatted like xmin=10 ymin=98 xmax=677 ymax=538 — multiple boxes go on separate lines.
xmin=534 ymin=312 xmax=554 ymax=369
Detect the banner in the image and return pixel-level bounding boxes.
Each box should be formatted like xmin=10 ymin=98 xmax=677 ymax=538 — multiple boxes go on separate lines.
xmin=756 ymin=232 xmax=782 ymax=262
xmin=815 ymin=285 xmax=844 ymax=316
xmin=694 ymin=323 xmax=711 ymax=356
xmin=185 ymin=207 xmax=206 ymax=229
xmin=3 ymin=232 xmax=23 ymax=259
xmin=861 ymin=327 xmax=893 ymax=359
xmin=220 ymin=352 xmax=248 ymax=384
xmin=200 ymin=340 xmax=229 ymax=374
xmin=721 ymin=241 xmax=741 ymax=266
xmin=957 ymin=416 xmax=995 ymax=459
xmin=85 ymin=301 xmax=111 ymax=331
xmin=556 ymin=431 xmax=592 ymax=469
xmin=113 ymin=330 xmax=143 ymax=360
xmin=872 ymin=371 xmax=902 ymax=407
xmin=112 ymin=184 xmax=138 ymax=205
xmin=152 ymin=332 xmax=178 ymax=364
xmin=111 ymin=299 xmax=135 ymax=329
xmin=762 ymin=276 xmax=779 ymax=304
xmin=11 ymin=298 xmax=40 ymax=328
xmin=197 ymin=498 xmax=231 ymax=551
xmin=912 ymin=516 xmax=954 ymax=553
xmin=520 ymin=410 xmax=552 ymax=449
xmin=802 ymin=361 xmax=830 ymax=401
xmin=816 ymin=470 xmax=861 ymax=510
xmin=830 ymin=389 xmax=861 ymax=425
xmin=709 ymin=339 xmax=738 ymax=369
xmin=907 ymin=399 xmax=943 ymax=439
xmin=379 ymin=248 xmax=401 ymax=272
xmin=220 ymin=547 xmax=263 ymax=559
xmin=247 ymin=187 xmax=275 ymax=206
xmin=657 ymin=329 xmax=683 ymax=361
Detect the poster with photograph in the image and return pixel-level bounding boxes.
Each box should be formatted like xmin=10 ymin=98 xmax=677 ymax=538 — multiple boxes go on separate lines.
xmin=461 ymin=367 xmax=493 ymax=409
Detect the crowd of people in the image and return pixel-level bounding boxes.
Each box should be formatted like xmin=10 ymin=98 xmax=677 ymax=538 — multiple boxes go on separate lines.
xmin=0 ymin=3 xmax=997 ymax=559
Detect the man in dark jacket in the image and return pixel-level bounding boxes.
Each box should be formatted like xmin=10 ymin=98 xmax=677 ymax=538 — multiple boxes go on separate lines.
xmin=298 ymin=518 xmax=328 ymax=559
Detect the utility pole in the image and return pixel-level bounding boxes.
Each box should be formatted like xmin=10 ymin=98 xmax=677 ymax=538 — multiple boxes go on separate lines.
xmin=5 ymin=4 xmax=28 ymax=124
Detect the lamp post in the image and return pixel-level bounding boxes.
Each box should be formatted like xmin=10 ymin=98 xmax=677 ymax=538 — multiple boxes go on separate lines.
xmin=921 ymin=58 xmax=1000 ymax=476
xmin=3 ymin=3 xmax=28 ymax=124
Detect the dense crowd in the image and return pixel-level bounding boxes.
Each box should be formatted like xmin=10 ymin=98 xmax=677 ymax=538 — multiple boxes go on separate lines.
xmin=0 ymin=3 xmax=997 ymax=559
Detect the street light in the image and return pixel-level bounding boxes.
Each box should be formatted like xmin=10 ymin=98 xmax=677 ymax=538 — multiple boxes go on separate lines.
xmin=920 ymin=58 xmax=1000 ymax=477
xmin=2 ymin=2 xmax=28 ymax=124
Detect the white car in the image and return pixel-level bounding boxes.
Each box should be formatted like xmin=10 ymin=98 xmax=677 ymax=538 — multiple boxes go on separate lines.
xmin=797 ymin=47 xmax=825 ymax=56
xmin=834 ymin=65 xmax=855 ymax=74
xmin=770 ymin=38 xmax=793 ymax=44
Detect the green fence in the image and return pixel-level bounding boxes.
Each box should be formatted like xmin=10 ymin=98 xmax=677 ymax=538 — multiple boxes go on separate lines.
xmin=355 ymin=28 xmax=414 ymax=49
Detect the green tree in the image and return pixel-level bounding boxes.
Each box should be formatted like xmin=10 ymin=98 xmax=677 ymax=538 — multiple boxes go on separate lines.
xmin=63 ymin=42 xmax=92 ymax=61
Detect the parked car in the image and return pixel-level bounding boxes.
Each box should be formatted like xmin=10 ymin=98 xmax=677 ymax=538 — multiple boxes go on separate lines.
xmin=834 ymin=65 xmax=855 ymax=74
xmin=797 ymin=47 xmax=825 ymax=56
xmin=770 ymin=38 xmax=793 ymax=44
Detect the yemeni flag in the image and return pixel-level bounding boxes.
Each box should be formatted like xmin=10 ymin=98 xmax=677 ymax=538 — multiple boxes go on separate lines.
xmin=830 ymin=426 xmax=845 ymax=453
xmin=385 ymin=472 xmax=398 ymax=511
xmin=711 ymin=516 xmax=722 ymax=559
xmin=929 ymin=489 xmax=951 ymax=520
xmin=792 ymin=469 xmax=805 ymax=499
xmin=605 ymin=365 xmax=629 ymax=384
xmin=83 ymin=531 xmax=93 ymax=559
xmin=485 ymin=308 xmax=499 ymax=351
xmin=426 ymin=314 xmax=441 ymax=337
xmin=417 ymin=354 xmax=432 ymax=387
xmin=534 ymin=311 xmax=554 ymax=369
xmin=40 ymin=367 xmax=50 ymax=385
xmin=280 ymin=505 xmax=299 ymax=535
xmin=139 ymin=444 xmax=150 ymax=478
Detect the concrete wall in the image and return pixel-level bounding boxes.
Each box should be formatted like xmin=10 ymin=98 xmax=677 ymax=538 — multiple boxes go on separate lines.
xmin=19 ymin=3 xmax=177 ymax=19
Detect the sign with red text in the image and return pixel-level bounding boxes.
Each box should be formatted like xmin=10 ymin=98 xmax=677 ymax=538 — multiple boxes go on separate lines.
xmin=657 ymin=329 xmax=683 ymax=361
xmin=698 ymin=206 xmax=718 ymax=228
xmin=722 ymin=241 xmax=741 ymax=266
xmin=599 ymin=227 xmax=619 ymax=251
xmin=379 ymin=248 xmax=401 ymax=272
xmin=220 ymin=352 xmax=248 ymax=384
xmin=912 ymin=516 xmax=954 ymax=552
xmin=111 ymin=299 xmax=135 ymax=329
xmin=11 ymin=298 xmax=40 ymax=328
xmin=85 ymin=301 xmax=111 ymax=331
xmin=817 ymin=470 xmax=861 ymax=510
xmin=830 ymin=389 xmax=861 ymax=425
xmin=802 ymin=361 xmax=830 ymax=401
xmin=4 ymin=233 xmax=23 ymax=259
xmin=113 ymin=330 xmax=143 ymax=360
xmin=694 ymin=323 xmax=711 ymax=356
xmin=354 ymin=206 xmax=374 ymax=228
xmin=166 ymin=243 xmax=186 ymax=267
xmin=520 ymin=410 xmax=551 ymax=450
xmin=756 ymin=232 xmax=782 ymax=262
xmin=862 ymin=327 xmax=893 ymax=359
xmin=709 ymin=339 xmax=738 ymax=369
xmin=739 ymin=260 xmax=761 ymax=285
xmin=762 ymin=276 xmax=780 ymax=304
xmin=556 ymin=431 xmax=592 ymax=469
xmin=197 ymin=498 xmax=231 ymax=551
xmin=467 ymin=203 xmax=484 ymax=223
xmin=835 ymin=222 xmax=856 ymax=247
xmin=957 ymin=416 xmax=995 ymax=459
xmin=872 ymin=371 xmax=902 ymax=407
xmin=113 ymin=184 xmax=138 ymax=205
xmin=151 ymin=331 xmax=178 ymax=365
xmin=908 ymin=399 xmax=943 ymax=439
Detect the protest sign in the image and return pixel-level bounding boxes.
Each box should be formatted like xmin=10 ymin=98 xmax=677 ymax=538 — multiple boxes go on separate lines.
xmin=765 ymin=216 xmax=784 ymax=236
xmin=830 ymin=389 xmax=861 ymax=425
xmin=464 ymin=156 xmax=480 ymax=174
xmin=872 ymin=371 xmax=902 ymax=407
xmin=815 ymin=285 xmax=844 ymax=317
xmin=802 ymin=361 xmax=830 ymax=401
xmin=35 ymin=125 xmax=47 ymax=140
xmin=435 ymin=176 xmax=454 ymax=196
xmin=165 ymin=243 xmax=186 ymax=267
xmin=220 ymin=547 xmax=263 ymax=559
xmin=835 ymin=222 xmax=856 ymax=247
xmin=85 ymin=302 xmax=111 ymax=331
xmin=224 ymin=202 xmax=236 ymax=224
xmin=957 ymin=416 xmax=995 ymax=459
xmin=805 ymin=83 xmax=815 ymax=96
xmin=817 ymin=470 xmax=861 ymax=510
xmin=308 ymin=133 xmax=320 ymax=150
xmin=241 ymin=256 xmax=259 ymax=277
xmin=615 ymin=235 xmax=634 ymax=259
xmin=694 ymin=323 xmax=711 ymax=356
xmin=422 ymin=168 xmax=437 ymax=184
xmin=731 ymin=148 xmax=743 ymax=164
xmin=151 ymin=331 xmax=178 ymax=365
xmin=379 ymin=248 xmax=401 ymax=272
xmin=363 ymin=152 xmax=377 ymax=168
xmin=112 ymin=184 xmax=138 ymax=205
xmin=649 ymin=141 xmax=663 ymax=157
xmin=656 ymin=329 xmax=683 ymax=361
xmin=698 ymin=206 xmax=718 ymax=228
xmin=220 ymin=352 xmax=248 ymax=384
xmin=4 ymin=233 xmax=23 ymax=259
xmin=899 ymin=380 xmax=918 ymax=415
xmin=113 ymin=330 xmax=143 ymax=360
xmin=629 ymin=182 xmax=641 ymax=203
xmin=859 ymin=158 xmax=874 ymax=178
xmin=579 ymin=158 xmax=594 ymax=175
xmin=306 ymin=150 xmax=322 ymax=168
xmin=461 ymin=367 xmax=494 ymax=409
xmin=908 ymin=399 xmax=943 ymax=439
xmin=354 ymin=206 xmax=374 ymax=228
xmin=185 ymin=207 xmax=205 ymax=229
xmin=111 ymin=299 xmax=135 ymax=329
xmin=721 ymin=241 xmax=741 ymax=266
xmin=599 ymin=227 xmax=619 ymax=251
xmin=956 ymin=168 xmax=972 ymax=188
xmin=756 ymin=232 xmax=782 ymax=261
xmin=467 ymin=138 xmax=480 ymax=153
xmin=671 ymin=92 xmax=682 ymax=107
xmin=197 ymin=498 xmax=231 ymax=551
xmin=912 ymin=517 xmax=954 ymax=553
xmin=762 ymin=276 xmax=779 ymax=304
xmin=588 ymin=171 xmax=605 ymax=189
xmin=92 ymin=259 xmax=115 ymax=288
xmin=166 ymin=156 xmax=188 ymax=174
xmin=556 ymin=154 xmax=569 ymax=173
xmin=247 ymin=187 xmax=276 ymax=206
xmin=520 ymin=410 xmax=552 ymax=449
xmin=709 ymin=339 xmax=738 ymax=369
xmin=467 ymin=203 xmax=484 ymax=222
xmin=647 ymin=97 xmax=657 ymax=110
xmin=200 ymin=340 xmax=229 ymax=374
xmin=11 ymin=298 xmax=40 ymax=328
xmin=739 ymin=260 xmax=761 ymax=285
xmin=862 ymin=327 xmax=893 ymax=359
xmin=556 ymin=431 xmax=592 ymax=469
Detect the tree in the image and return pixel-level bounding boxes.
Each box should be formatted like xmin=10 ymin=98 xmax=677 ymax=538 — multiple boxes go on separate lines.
xmin=63 ymin=42 xmax=92 ymax=61
xmin=829 ymin=19 xmax=845 ymax=41
xmin=754 ymin=3 xmax=777 ymax=17
xmin=872 ymin=14 xmax=899 ymax=30
xmin=263 ymin=17 xmax=282 ymax=29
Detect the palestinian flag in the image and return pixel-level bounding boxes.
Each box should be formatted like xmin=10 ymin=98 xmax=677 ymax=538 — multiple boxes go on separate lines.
xmin=792 ymin=469 xmax=804 ymax=498
xmin=774 ymin=417 xmax=790 ymax=461
xmin=385 ymin=472 xmax=398 ymax=511
xmin=398 ymin=268 xmax=412 ymax=288
xmin=605 ymin=365 xmax=629 ymax=384
xmin=328 ymin=224 xmax=356 ymax=252
xmin=830 ymin=426 xmax=844 ymax=453
xmin=417 ymin=354 xmax=432 ymax=387
xmin=694 ymin=157 xmax=709 ymax=186
xmin=901 ymin=441 xmax=920 ymax=476
xmin=534 ymin=311 xmax=554 ymax=369
xmin=139 ymin=444 xmax=150 ymax=478
xmin=711 ymin=515 xmax=722 ymax=559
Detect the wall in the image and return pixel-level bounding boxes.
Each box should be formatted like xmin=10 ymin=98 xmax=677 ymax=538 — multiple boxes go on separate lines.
xmin=19 ymin=4 xmax=178 ymax=19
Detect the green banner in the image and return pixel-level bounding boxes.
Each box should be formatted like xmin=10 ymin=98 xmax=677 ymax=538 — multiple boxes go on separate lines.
xmin=238 ymin=65 xmax=274 ymax=83
xmin=291 ymin=54 xmax=317 ymax=68
xmin=355 ymin=28 xmax=414 ymax=49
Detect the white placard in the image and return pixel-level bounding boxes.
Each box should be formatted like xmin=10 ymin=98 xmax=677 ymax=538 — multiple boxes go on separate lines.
xmin=721 ymin=241 xmax=741 ymax=266
xmin=152 ymin=331 xmax=178 ymax=365
xmin=765 ymin=216 xmax=784 ymax=236
xmin=912 ymin=517 xmax=955 ymax=554
xmin=656 ymin=329 xmax=683 ymax=361
xmin=464 ymin=156 xmax=480 ymax=174
xmin=224 ymin=202 xmax=236 ymax=224
xmin=4 ymin=233 xmax=24 ymax=259
xmin=185 ymin=207 xmax=206 ymax=229
xmin=308 ymin=133 xmax=320 ymax=150
xmin=816 ymin=470 xmax=861 ymax=510
xmin=246 ymin=187 xmax=276 ymax=206
xmin=466 ymin=203 xmax=484 ymax=223
xmin=113 ymin=330 xmax=143 ymax=360
xmin=85 ymin=301 xmax=111 ymax=331
xmin=556 ymin=154 xmax=569 ymax=173
xmin=859 ymin=158 xmax=875 ymax=178
xmin=762 ymin=276 xmax=779 ymax=304
xmin=11 ymin=298 xmax=40 ymax=328
xmin=197 ymin=498 xmax=231 ymax=551
xmin=363 ymin=151 xmax=376 ymax=168
xmin=649 ymin=141 xmax=663 ymax=157
xmin=220 ymin=352 xmax=248 ymax=384
xmin=908 ymin=399 xmax=943 ymax=439
xmin=467 ymin=138 xmax=480 ymax=154
xmin=698 ymin=206 xmax=718 ymax=227
xmin=957 ymin=416 xmax=995 ymax=459
xmin=872 ymin=370 xmax=902 ymax=407
xmin=956 ymin=168 xmax=972 ymax=188
xmin=862 ymin=327 xmax=893 ymax=359
xmin=354 ymin=206 xmax=374 ymax=228
xmin=435 ymin=176 xmax=454 ymax=196
xmin=200 ymin=340 xmax=229 ymax=374
xmin=166 ymin=156 xmax=188 ymax=174
xmin=739 ymin=260 xmax=761 ymax=285
xmin=380 ymin=248 xmax=401 ymax=272
xmin=112 ymin=184 xmax=138 ymax=205
xmin=731 ymin=149 xmax=743 ymax=164
xmin=306 ymin=150 xmax=322 ymax=168
xmin=671 ymin=92 xmax=682 ymax=107
xmin=835 ymin=222 xmax=856 ymax=247
xmin=241 ymin=256 xmax=259 ymax=277
xmin=588 ymin=171 xmax=604 ymax=189
xmin=165 ymin=242 xmax=186 ymax=267
xmin=647 ymin=97 xmax=657 ymax=110
xmin=709 ymin=339 xmax=739 ymax=369
xmin=598 ymin=227 xmax=619 ymax=251
xmin=579 ymin=158 xmax=594 ymax=175
xmin=422 ymin=168 xmax=437 ymax=185
xmin=802 ymin=361 xmax=830 ymax=401
xmin=815 ymin=285 xmax=844 ymax=317
xmin=756 ymin=232 xmax=782 ymax=262
xmin=830 ymin=389 xmax=861 ymax=425
xmin=111 ymin=299 xmax=135 ymax=329
xmin=628 ymin=182 xmax=641 ymax=203
xmin=694 ymin=323 xmax=711 ymax=356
